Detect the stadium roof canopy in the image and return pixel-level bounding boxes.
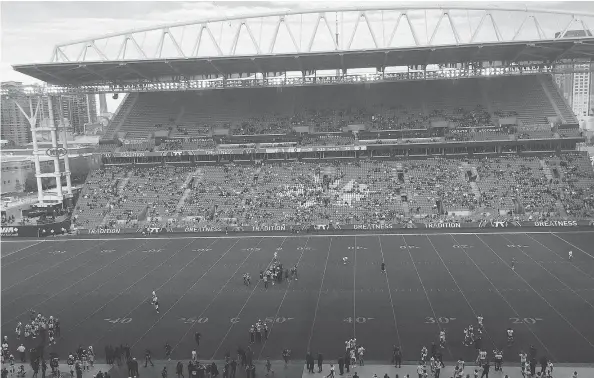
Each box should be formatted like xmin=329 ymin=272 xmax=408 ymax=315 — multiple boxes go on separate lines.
xmin=12 ymin=5 xmax=594 ymax=85
xmin=13 ymin=38 xmax=594 ymax=85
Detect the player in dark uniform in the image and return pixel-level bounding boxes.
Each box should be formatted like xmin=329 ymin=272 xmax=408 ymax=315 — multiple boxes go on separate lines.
xmin=381 ymin=262 xmax=386 ymax=273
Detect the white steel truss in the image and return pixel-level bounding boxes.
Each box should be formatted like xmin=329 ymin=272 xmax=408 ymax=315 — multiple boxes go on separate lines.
xmin=49 ymin=5 xmax=594 ymax=63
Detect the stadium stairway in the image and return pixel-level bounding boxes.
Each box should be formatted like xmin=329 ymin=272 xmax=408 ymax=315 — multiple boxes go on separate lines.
xmin=104 ymin=93 xmax=139 ymax=140
xmin=538 ymin=75 xmax=564 ymax=123
xmin=469 ymin=181 xmax=481 ymax=199
xmin=539 ymin=159 xmax=554 ymax=181
xmin=176 ymin=169 xmax=202 ymax=211
xmin=480 ymin=80 xmax=493 ymax=114
xmin=539 ymin=159 xmax=568 ymax=218
xmin=460 ymin=163 xmax=482 ymax=200
xmin=117 ymin=171 xmax=133 ymax=194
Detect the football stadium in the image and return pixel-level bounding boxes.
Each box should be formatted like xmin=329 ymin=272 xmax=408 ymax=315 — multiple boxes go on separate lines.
xmin=2 ymin=4 xmax=594 ymax=378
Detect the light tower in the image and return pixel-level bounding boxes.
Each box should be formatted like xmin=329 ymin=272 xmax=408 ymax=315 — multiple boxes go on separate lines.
xmin=8 ymin=92 xmax=73 ymax=208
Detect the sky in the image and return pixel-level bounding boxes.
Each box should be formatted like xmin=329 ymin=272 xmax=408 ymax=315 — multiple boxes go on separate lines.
xmin=2 ymin=0 xmax=594 ymax=112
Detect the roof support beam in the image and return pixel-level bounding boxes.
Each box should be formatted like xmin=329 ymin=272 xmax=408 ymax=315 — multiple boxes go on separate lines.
xmin=471 ymin=12 xmax=502 ymax=43
xmin=116 ymin=35 xmax=148 ymax=60
xmin=155 ymin=28 xmax=186 ymax=59
xmin=308 ymin=13 xmax=338 ymax=52
xmin=51 ymin=47 xmax=70 ymax=63
xmin=347 ymin=12 xmax=379 ymax=49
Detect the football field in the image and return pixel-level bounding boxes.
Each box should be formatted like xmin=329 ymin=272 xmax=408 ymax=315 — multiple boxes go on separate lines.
xmin=2 ymin=231 xmax=594 ymax=363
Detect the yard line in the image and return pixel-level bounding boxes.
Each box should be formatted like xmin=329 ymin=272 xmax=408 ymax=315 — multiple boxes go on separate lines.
xmin=211 ymin=237 xmax=289 ymax=359
xmin=552 ymin=233 xmax=594 ymax=260
xmin=1 ymin=240 xmax=108 ymax=293
xmin=170 ymin=238 xmax=261 ymax=355
xmin=501 ymin=235 xmax=594 ymax=310
xmin=426 ymin=236 xmax=497 ymax=351
xmin=2 ymin=240 xmax=151 ymax=328
xmin=63 ymin=239 xmax=186 ymax=333
xmin=130 ymin=239 xmax=229 ymax=348
xmin=475 ymin=233 xmax=594 ymax=351
xmin=307 ymin=237 xmax=332 ymax=351
xmin=3 ymin=242 xmax=135 ymax=308
xmin=94 ymin=239 xmax=219 ymax=347
xmin=7 ymin=230 xmax=592 ymax=243
xmin=450 ymin=235 xmax=555 ymax=360
xmin=50 ymin=241 xmax=158 ymax=323
xmin=353 ymin=235 xmax=357 ymax=339
xmin=257 ymin=237 xmax=309 ymax=360
xmin=524 ymin=233 xmax=594 ymax=281
xmin=401 ymin=235 xmax=453 ymax=359
xmin=1 ymin=240 xmax=73 ymax=268
xmin=0 ymin=241 xmax=45 ymax=259
xmin=377 ymin=235 xmax=402 ymax=351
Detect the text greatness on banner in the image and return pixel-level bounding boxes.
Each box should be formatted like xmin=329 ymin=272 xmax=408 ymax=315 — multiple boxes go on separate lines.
xmin=532 ymin=220 xmax=578 ymax=227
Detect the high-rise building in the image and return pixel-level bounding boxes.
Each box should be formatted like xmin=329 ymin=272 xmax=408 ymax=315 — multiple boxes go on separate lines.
xmin=1 ymin=82 xmax=33 ymax=145
xmin=1 ymin=82 xmax=97 ymax=145
xmin=554 ymin=29 xmax=594 ymax=121
xmin=59 ymin=94 xmax=97 ymax=134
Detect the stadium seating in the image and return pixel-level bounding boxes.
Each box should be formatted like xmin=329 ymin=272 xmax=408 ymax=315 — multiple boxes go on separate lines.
xmin=74 ymin=152 xmax=594 ymax=230
xmin=105 ymin=75 xmax=577 ymax=142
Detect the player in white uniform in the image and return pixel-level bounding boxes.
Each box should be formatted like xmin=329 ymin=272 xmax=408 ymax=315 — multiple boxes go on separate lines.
xmin=15 ymin=322 xmax=21 ymax=340
xmin=455 ymin=359 xmax=464 ymax=378
xmin=152 ymin=292 xmax=159 ymax=314
xmin=477 ymin=316 xmax=484 ymax=329
xmin=569 ymin=251 xmax=573 ymax=261
xmin=439 ymin=330 xmax=446 ymax=348
xmin=507 ymin=328 xmax=514 ymax=346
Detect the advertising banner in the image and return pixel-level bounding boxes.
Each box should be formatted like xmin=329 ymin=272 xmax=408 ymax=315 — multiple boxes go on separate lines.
xmin=2 ymin=219 xmax=71 ymax=237
xmin=528 ymin=220 xmax=579 ymax=227
xmin=1 ymin=226 xmax=20 ymax=237
xmin=74 ymin=219 xmax=593 ymax=236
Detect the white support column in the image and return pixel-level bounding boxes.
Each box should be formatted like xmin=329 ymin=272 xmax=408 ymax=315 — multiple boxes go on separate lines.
xmin=47 ymin=95 xmax=63 ymax=200
xmin=86 ymin=94 xmax=92 ymax=124
xmin=15 ymin=98 xmax=44 ymax=204
xmin=57 ymin=96 xmax=73 ymax=198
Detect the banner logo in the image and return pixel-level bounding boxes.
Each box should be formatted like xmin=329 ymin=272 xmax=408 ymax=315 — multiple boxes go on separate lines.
xmin=479 ymin=220 xmax=520 ymax=228
xmin=1 ymin=227 xmax=19 ymax=236
xmin=45 ymin=147 xmax=67 ymax=157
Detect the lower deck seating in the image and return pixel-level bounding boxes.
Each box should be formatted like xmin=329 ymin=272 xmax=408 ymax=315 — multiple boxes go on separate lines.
xmin=74 ymin=153 xmax=594 ymax=230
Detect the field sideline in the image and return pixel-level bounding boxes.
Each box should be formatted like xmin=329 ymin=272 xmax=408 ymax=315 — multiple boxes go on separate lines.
xmin=2 ymin=231 xmax=594 ymax=364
